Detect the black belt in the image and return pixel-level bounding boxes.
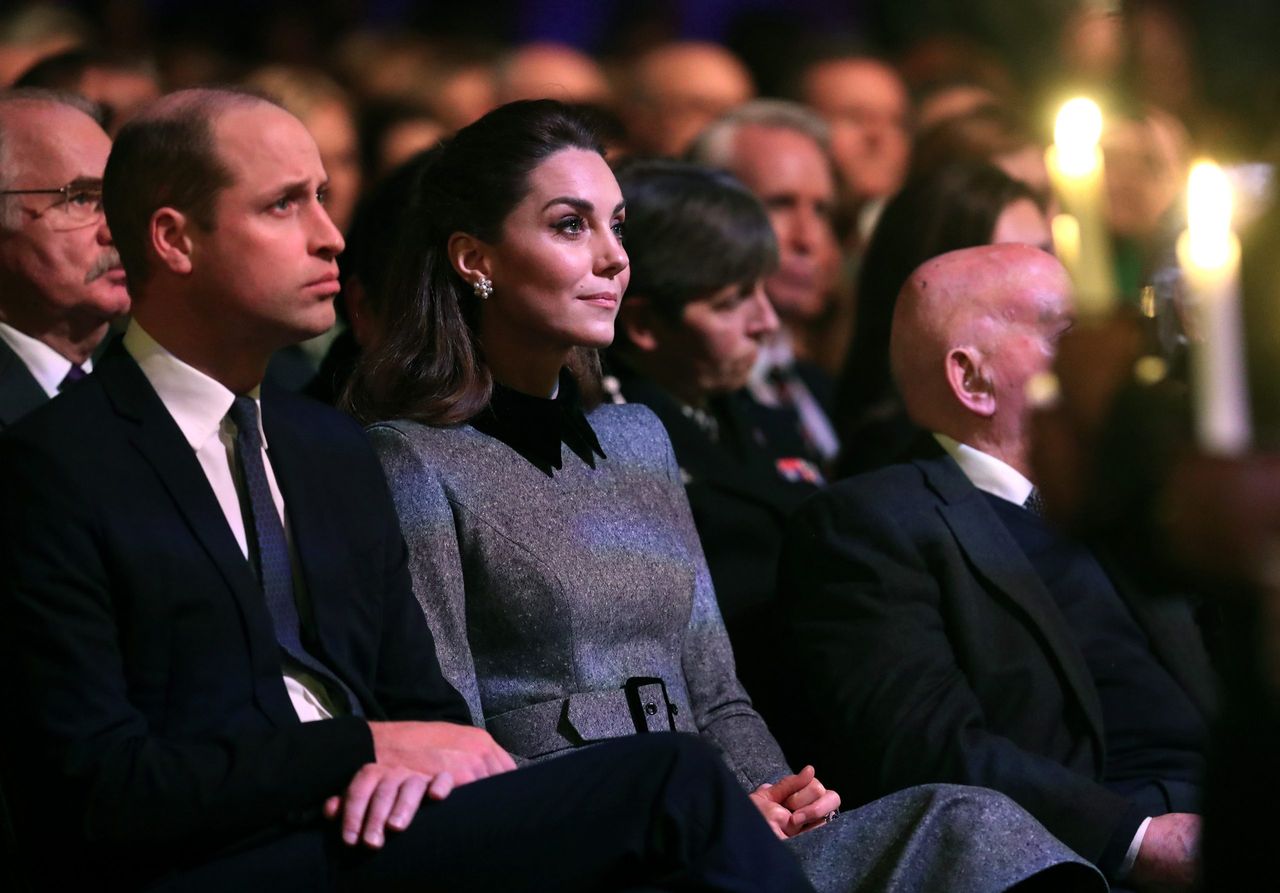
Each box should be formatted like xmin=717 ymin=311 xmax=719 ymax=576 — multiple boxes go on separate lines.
xmin=486 ymin=676 xmax=681 ymax=759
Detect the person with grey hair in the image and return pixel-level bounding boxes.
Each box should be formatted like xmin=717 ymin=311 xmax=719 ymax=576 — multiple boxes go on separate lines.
xmin=686 ymin=100 xmax=841 ymax=476
xmin=0 ymin=87 xmax=127 ymax=430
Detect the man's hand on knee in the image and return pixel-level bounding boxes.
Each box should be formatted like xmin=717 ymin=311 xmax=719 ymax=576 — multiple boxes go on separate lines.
xmin=324 ymin=763 xmax=453 ymax=848
xmin=369 ymin=720 xmax=517 ymax=785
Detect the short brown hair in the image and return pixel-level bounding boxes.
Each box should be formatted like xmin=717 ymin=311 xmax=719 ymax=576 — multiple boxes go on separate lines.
xmin=102 ymin=87 xmax=274 ymax=284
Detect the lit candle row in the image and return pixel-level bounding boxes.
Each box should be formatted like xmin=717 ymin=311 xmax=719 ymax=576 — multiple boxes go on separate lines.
xmin=1178 ymin=161 xmax=1251 ymax=455
xmin=1045 ymin=97 xmax=1250 ymax=454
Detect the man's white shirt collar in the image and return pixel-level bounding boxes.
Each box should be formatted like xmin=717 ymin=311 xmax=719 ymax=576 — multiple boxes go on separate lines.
xmin=122 ymin=320 xmax=264 ymax=449
xmin=933 ymin=433 xmax=1035 ymax=507
xmin=0 ymin=321 xmax=93 ymax=399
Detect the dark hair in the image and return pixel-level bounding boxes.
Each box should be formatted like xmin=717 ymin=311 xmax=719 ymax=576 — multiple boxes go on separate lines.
xmin=338 ymin=144 xmax=441 ymax=323
xmin=613 ymin=158 xmax=777 ymax=332
xmin=835 ymin=160 xmax=1043 ymax=442
xmin=346 ymin=99 xmax=605 ymax=426
xmin=103 ymin=88 xmax=272 ymax=285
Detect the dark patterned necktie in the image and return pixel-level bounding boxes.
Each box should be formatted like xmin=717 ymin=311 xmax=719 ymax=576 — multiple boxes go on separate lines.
xmin=1023 ymin=487 xmax=1047 ymax=517
xmin=58 ymin=364 xmax=87 ymax=391
xmin=227 ymin=396 xmax=360 ymax=716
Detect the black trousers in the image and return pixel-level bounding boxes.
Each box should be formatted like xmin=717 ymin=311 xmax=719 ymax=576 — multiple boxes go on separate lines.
xmin=150 ymin=734 xmax=813 ymax=893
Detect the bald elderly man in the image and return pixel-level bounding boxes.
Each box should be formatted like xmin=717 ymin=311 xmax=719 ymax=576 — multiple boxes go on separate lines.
xmin=780 ymin=245 xmax=1213 ymax=892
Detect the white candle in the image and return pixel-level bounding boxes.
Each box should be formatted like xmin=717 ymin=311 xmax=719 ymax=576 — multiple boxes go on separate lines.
xmin=1177 ymin=159 xmax=1251 ymax=454
xmin=1046 ymin=97 xmax=1115 ymax=317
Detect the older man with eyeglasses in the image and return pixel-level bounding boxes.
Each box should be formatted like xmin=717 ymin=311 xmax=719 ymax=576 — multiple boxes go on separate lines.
xmin=0 ymin=88 xmax=129 ymax=430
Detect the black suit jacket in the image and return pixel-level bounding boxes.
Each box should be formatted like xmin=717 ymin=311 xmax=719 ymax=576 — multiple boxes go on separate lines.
xmin=742 ymin=358 xmax=837 ymax=470
xmin=0 ymin=337 xmax=48 ymax=431
xmin=0 ymin=342 xmax=468 ymax=889
xmin=779 ymin=450 xmax=1216 ymax=866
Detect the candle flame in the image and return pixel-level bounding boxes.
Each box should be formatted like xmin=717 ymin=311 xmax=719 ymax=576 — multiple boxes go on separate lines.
xmin=1053 ymin=98 xmax=1103 ymax=176
xmin=1187 ymin=160 xmax=1235 ymax=270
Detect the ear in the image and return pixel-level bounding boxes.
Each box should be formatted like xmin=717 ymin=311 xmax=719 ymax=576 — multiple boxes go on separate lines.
xmin=616 ymin=295 xmax=661 ymax=353
xmin=946 ymin=346 xmax=996 ymax=417
xmin=447 ymin=232 xmax=493 ymax=287
xmin=150 ymin=208 xmax=194 ymax=276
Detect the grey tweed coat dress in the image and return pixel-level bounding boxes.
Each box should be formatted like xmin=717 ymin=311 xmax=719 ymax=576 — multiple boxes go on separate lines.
xmin=370 ymin=402 xmax=1103 ymax=893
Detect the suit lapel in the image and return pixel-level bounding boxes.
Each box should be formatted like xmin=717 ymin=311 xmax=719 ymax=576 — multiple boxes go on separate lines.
xmin=921 ymin=454 xmax=1109 ymax=760
xmin=97 ymin=345 xmax=297 ymax=724
xmin=0 ymin=338 xmax=49 ymax=428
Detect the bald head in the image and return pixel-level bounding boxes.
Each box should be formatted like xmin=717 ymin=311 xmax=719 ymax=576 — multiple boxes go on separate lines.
xmin=891 ymin=244 xmax=1072 ymax=471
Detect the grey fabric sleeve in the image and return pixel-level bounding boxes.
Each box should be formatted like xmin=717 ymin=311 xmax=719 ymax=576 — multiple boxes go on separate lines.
xmin=643 ymin=410 xmax=792 ymax=790
xmin=368 ymin=423 xmax=487 ymax=728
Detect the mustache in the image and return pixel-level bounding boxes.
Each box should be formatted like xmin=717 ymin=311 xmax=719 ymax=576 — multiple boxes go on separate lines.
xmin=85 ymin=249 xmax=123 ymax=284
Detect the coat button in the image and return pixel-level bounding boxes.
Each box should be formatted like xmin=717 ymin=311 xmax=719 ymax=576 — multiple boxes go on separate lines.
xmin=645 ymin=702 xmax=658 ymax=716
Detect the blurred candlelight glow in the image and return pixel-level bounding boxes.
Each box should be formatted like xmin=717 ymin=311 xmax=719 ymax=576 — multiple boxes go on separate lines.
xmin=1177 ymin=156 xmax=1249 ymax=454
xmin=1053 ymin=98 xmax=1104 ymax=176
xmin=1187 ymin=160 xmax=1235 ymax=270
xmin=1046 ymin=96 xmax=1113 ymax=316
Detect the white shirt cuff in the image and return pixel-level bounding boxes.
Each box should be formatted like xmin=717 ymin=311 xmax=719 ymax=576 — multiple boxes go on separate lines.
xmin=1119 ymin=816 xmax=1153 ymax=879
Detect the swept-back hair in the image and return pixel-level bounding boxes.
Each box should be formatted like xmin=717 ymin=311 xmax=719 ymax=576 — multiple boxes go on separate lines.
xmin=346 ymin=99 xmax=605 ymax=425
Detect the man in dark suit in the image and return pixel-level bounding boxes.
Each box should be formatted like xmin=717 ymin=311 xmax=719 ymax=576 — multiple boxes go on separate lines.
xmin=687 ymin=101 xmax=842 ymax=473
xmin=780 ymin=244 xmax=1212 ymax=892
xmin=0 ymin=88 xmax=129 ymax=430
xmin=0 ymin=87 xmax=813 ymax=893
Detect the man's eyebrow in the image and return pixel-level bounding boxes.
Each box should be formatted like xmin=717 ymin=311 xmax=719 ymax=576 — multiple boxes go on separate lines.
xmin=541 ymin=196 xmax=628 ymax=215
xmin=69 ymin=176 xmax=104 ymax=189
xmin=272 ymin=178 xmax=315 ymax=197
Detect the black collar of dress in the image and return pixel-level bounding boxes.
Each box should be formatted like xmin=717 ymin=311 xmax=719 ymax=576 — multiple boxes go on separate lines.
xmin=470 ymin=369 xmax=607 ymax=476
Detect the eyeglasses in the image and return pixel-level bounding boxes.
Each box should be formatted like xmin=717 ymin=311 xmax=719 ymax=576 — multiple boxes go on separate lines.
xmin=0 ymin=180 xmax=104 ymax=224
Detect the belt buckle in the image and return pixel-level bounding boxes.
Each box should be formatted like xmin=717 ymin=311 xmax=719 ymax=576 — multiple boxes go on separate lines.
xmin=623 ymin=676 xmax=676 ymax=733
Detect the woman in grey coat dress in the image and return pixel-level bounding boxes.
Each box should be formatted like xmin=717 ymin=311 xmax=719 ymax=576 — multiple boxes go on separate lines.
xmin=347 ymin=99 xmax=1102 ymax=893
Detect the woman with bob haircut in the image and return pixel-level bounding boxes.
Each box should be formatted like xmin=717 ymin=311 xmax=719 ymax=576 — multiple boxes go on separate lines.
xmin=348 ymin=99 xmax=1100 ymax=893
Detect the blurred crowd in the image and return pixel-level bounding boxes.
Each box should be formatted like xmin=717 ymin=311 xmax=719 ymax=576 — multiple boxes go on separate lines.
xmin=0 ymin=1 xmax=1234 ymax=390
xmin=3 ymin=2 xmax=1276 ymax=890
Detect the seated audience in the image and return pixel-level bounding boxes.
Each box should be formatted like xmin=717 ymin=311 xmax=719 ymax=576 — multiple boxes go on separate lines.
xmin=909 ymin=104 xmax=1051 ymax=200
xmin=795 ymin=52 xmax=912 ymax=243
xmin=0 ymin=88 xmax=128 ymax=430
xmin=781 ymin=244 xmax=1213 ymax=892
xmin=352 ymin=98 xmax=1102 ymax=893
xmin=623 ymin=41 xmax=754 ymax=157
xmin=834 ymin=160 xmax=1051 ymax=476
xmin=688 ymin=100 xmax=842 ymax=475
xmin=496 ymin=41 xmax=612 ymax=106
xmin=606 ymin=158 xmax=817 ymax=746
xmin=357 ymin=99 xmax=445 ymax=181
xmin=13 ymin=47 xmax=161 ymax=133
xmin=0 ymin=86 xmax=819 ymax=893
